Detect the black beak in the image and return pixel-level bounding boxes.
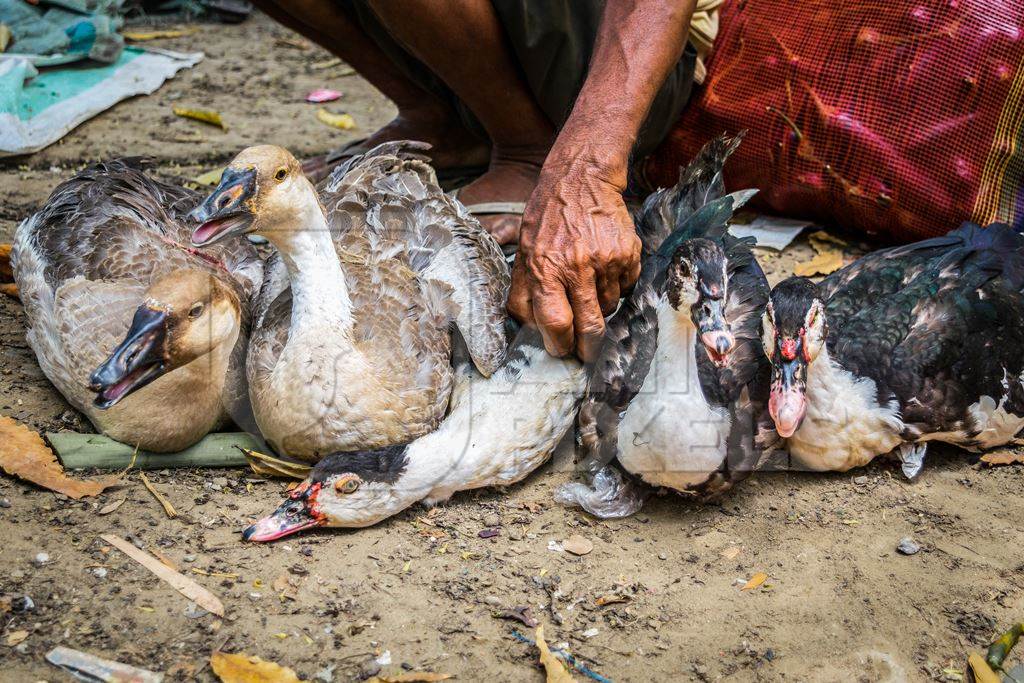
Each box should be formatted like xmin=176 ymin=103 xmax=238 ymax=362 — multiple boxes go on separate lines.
xmin=89 ymin=306 xmax=168 ymax=409
xmin=695 ymin=297 xmax=735 ymax=366
xmin=189 ymin=167 xmax=257 ymax=246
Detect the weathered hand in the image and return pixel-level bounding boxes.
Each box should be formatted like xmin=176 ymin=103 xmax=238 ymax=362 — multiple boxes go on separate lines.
xmin=508 ymin=154 xmax=641 ymax=361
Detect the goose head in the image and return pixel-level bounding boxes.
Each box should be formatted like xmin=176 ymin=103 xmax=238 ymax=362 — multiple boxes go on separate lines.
xmin=762 ymin=277 xmax=828 ymax=438
xmin=665 ymin=238 xmax=736 ymax=366
xmin=242 ymin=446 xmax=413 ymax=541
xmin=90 ymin=270 xmax=241 ymax=409
xmin=190 ymin=145 xmax=312 ymax=246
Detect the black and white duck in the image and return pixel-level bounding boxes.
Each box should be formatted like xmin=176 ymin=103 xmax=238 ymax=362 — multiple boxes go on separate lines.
xmin=556 ymin=135 xmax=774 ymax=518
xmin=13 ymin=159 xmax=263 ymax=451
xmin=763 ymin=221 xmax=1024 ymax=476
xmin=187 ymin=142 xmax=510 ymax=461
xmin=241 ymin=327 xmax=586 ymax=539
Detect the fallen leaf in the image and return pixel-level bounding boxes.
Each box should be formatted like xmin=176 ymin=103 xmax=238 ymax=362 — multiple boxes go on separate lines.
xmin=794 ymin=249 xmax=844 ymax=277
xmin=192 ymin=167 xmax=225 ymax=187
xmin=807 ymin=230 xmax=849 ymax=248
xmin=369 ymin=674 xmax=453 ymax=682
xmin=316 ymin=109 xmax=356 ymax=130
xmin=6 ymin=630 xmax=28 ymax=646
xmin=0 ymin=283 xmax=17 ymax=300
xmin=173 ymin=106 xmax=227 ymax=130
xmin=210 ymin=651 xmax=301 ymax=683
xmin=495 ymin=605 xmax=538 ymax=628
xmin=594 ymin=594 xmax=629 ymax=606
xmin=742 ymin=572 xmax=768 ymax=591
xmin=0 ymin=416 xmax=119 ymax=499
xmin=0 ymin=243 xmax=11 ymax=280
xmin=101 ymin=534 xmax=224 ymax=616
xmin=967 ymin=652 xmax=1000 ymax=683
xmin=272 ymin=573 xmax=297 ymax=601
xmin=535 ymin=624 xmax=574 ymax=683
xmin=562 ymin=535 xmax=593 ymax=556
xmin=979 ymin=450 xmax=1024 ymax=466
xmin=306 ymin=89 xmax=342 ymax=103
xmin=0 ymin=24 xmax=11 ymax=53
xmin=123 ymin=27 xmax=199 ymax=41
xmin=275 ymin=36 xmax=310 ymax=50
xmin=98 ymin=498 xmax=126 ymax=515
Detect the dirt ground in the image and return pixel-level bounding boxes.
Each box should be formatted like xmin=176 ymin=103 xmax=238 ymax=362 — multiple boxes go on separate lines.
xmin=1 ymin=12 xmax=1022 ymax=683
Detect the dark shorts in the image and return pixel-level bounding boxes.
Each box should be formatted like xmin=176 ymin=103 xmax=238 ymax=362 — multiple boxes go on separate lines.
xmin=337 ymin=0 xmax=697 ymax=160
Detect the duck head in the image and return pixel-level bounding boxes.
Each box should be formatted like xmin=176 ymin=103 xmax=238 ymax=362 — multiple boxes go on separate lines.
xmin=665 ymin=238 xmax=736 ymax=366
xmin=190 ymin=145 xmax=310 ymax=246
xmin=761 ymin=277 xmax=828 ymax=438
xmin=90 ymin=270 xmax=241 ymax=408
xmin=243 ymin=445 xmax=411 ymax=541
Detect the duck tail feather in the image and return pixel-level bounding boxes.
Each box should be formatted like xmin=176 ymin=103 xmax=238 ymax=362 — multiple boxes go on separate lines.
xmin=636 ymin=132 xmax=747 ymax=256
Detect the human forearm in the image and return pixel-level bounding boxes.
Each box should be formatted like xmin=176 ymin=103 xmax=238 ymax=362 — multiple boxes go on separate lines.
xmin=549 ymin=0 xmax=696 ymax=186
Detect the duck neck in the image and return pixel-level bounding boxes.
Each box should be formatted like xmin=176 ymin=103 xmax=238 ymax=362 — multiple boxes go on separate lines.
xmin=263 ymin=183 xmax=352 ymax=334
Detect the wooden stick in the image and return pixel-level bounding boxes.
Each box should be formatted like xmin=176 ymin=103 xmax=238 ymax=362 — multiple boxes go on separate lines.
xmin=49 ymin=432 xmax=260 ymax=470
xmin=139 ymin=472 xmax=177 ymax=519
xmin=101 ymin=534 xmax=224 ymax=616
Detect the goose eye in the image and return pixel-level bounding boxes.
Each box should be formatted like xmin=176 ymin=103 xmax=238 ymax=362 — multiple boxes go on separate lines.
xmin=274 ymin=167 xmax=288 ymax=182
xmin=335 ymin=477 xmax=360 ymax=494
xmin=188 ymin=303 xmax=205 ymax=319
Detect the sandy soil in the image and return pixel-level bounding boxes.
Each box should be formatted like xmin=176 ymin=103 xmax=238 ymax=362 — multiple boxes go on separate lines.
xmin=1 ymin=13 xmax=1022 ymax=683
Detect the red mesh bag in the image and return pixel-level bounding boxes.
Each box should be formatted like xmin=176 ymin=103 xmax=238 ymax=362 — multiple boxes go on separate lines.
xmin=642 ymin=0 xmax=1024 ymax=242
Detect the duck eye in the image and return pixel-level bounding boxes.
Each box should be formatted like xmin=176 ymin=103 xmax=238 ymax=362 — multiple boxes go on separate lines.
xmin=188 ymin=303 xmax=205 ymax=319
xmin=335 ymin=477 xmax=360 ymax=494
xmin=274 ymin=167 xmax=288 ymax=182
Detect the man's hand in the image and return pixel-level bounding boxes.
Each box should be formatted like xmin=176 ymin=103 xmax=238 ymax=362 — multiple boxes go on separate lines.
xmin=508 ymin=154 xmax=641 ymax=362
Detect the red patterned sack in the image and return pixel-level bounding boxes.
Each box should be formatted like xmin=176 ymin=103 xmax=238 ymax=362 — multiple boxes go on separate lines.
xmin=642 ymin=0 xmax=1024 ymax=242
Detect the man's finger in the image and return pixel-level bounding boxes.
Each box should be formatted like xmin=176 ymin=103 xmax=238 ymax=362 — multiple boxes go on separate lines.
xmin=507 ymin=259 xmax=535 ymax=325
xmin=532 ymin=285 xmax=575 ymax=357
xmin=596 ymin=272 xmax=621 ymax=315
xmin=567 ymin=279 xmax=606 ymax=363
xmin=623 ymin=255 xmax=641 ymax=293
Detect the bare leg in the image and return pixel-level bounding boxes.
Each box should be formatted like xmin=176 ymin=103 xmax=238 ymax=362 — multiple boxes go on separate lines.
xmin=368 ymin=0 xmax=557 ymax=243
xmin=254 ymin=0 xmax=490 ymax=170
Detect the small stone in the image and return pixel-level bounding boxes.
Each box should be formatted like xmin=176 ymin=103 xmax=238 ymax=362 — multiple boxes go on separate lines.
xmin=897 ymin=537 xmax=920 ymax=555
xmin=12 ymin=596 xmax=34 ymax=612
xmin=183 ymin=554 xmax=197 ymax=563
xmin=92 ymin=568 xmax=107 ymax=579
xmin=33 ymin=552 xmax=50 ymax=567
xmin=658 ymin=552 xmax=668 ymax=561
xmin=562 ymin=534 xmax=594 ymax=556
xmin=0 ymin=498 xmax=10 ymax=508
xmin=580 ymin=627 xmax=599 ymax=639
xmin=853 ymin=475 xmax=869 ymax=485
xmin=508 ymin=527 xmax=524 ymax=541
xmin=211 ymin=477 xmax=229 ymax=488
xmin=483 ymin=595 xmax=503 ymax=607
xmin=482 ymin=513 xmax=501 ymax=528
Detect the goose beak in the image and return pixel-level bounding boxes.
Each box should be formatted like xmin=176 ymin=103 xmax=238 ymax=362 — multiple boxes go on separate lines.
xmin=769 ymin=359 xmax=807 ymax=438
xmin=90 ymin=306 xmax=168 ymax=409
xmin=696 ymin=298 xmax=734 ymax=366
xmin=190 ymin=167 xmax=257 ymax=246
xmin=243 ymin=484 xmax=326 ymax=542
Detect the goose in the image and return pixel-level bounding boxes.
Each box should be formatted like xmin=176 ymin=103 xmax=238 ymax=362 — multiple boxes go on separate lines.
xmin=556 ymin=135 xmax=774 ymax=518
xmin=188 ymin=141 xmax=510 ymax=461
xmin=763 ymin=221 xmax=1024 ymax=477
xmin=241 ymin=327 xmax=585 ymax=539
xmin=12 ymin=159 xmax=263 ymax=452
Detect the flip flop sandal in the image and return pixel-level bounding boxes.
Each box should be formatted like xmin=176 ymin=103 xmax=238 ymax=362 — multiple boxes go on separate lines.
xmin=303 ymin=138 xmax=489 ymax=187
xmin=450 ymin=188 xmax=526 ymax=257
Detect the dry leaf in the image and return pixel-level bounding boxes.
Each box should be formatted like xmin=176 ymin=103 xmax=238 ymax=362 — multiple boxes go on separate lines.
xmin=370 ymin=674 xmax=453 ymax=682
xmin=6 ymin=630 xmax=28 ymax=646
xmin=562 ymin=535 xmax=593 ymax=556
xmin=0 ymin=416 xmax=119 ymax=499
xmin=98 ymin=498 xmax=126 ymax=515
xmin=721 ymin=546 xmax=742 ymax=560
xmin=192 ymin=167 xmax=225 ymax=187
xmin=101 ymin=534 xmax=224 ymax=616
xmin=807 ymin=230 xmax=848 ymax=248
xmin=123 ymin=27 xmax=199 ymax=41
xmin=210 ymin=651 xmax=301 ymax=683
xmin=594 ymin=594 xmax=629 ymax=606
xmin=742 ymin=572 xmax=768 ymax=591
xmin=794 ymin=249 xmax=844 ymax=277
xmin=535 ymin=624 xmax=574 ymax=683
xmin=0 ymin=24 xmax=11 ymax=53
xmin=173 ymin=107 xmax=227 ymax=130
xmin=979 ymin=450 xmax=1024 ymax=466
xmin=316 ymin=109 xmax=356 ymax=130
xmin=0 ymin=283 xmax=17 ymax=299
xmin=0 ymin=243 xmax=12 ymax=280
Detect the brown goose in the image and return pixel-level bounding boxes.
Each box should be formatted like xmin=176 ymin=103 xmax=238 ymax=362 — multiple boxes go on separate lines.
xmin=188 ymin=141 xmax=510 ymax=461
xmin=13 ymin=159 xmax=263 ymax=452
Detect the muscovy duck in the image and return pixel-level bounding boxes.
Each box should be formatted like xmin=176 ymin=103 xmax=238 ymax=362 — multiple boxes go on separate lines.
xmin=188 ymin=141 xmax=510 ymax=461
xmin=763 ymin=221 xmax=1024 ymax=476
xmin=556 ymin=135 xmax=774 ymax=518
xmin=12 ymin=159 xmax=263 ymax=452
